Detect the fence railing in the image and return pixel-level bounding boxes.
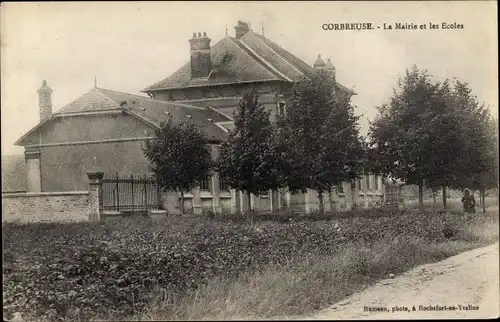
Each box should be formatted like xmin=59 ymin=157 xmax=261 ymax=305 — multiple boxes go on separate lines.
xmin=102 ymin=173 xmax=162 ymax=213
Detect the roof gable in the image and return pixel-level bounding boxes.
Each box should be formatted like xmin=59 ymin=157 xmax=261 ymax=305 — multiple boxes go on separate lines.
xmin=15 ymin=88 xmax=233 ymax=145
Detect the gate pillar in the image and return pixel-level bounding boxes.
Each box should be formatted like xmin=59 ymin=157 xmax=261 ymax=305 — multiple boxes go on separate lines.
xmin=88 ymin=171 xmax=104 ymax=221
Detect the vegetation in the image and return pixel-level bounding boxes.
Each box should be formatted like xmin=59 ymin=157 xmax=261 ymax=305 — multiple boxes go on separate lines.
xmin=277 ymin=71 xmax=365 ymax=213
xmin=143 ymin=120 xmax=212 ymax=214
xmin=217 ymin=92 xmax=284 ymax=211
xmin=369 ymin=66 xmax=497 ymax=211
xmin=4 ymin=209 xmax=498 ymax=321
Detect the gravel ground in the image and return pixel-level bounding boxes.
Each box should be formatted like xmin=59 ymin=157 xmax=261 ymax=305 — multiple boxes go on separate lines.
xmin=298 ymin=242 xmax=500 ymax=320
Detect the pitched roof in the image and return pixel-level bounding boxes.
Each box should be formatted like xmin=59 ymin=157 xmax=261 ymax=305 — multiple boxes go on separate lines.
xmin=142 ymin=30 xmax=356 ymax=95
xmin=1 ymin=154 xmax=26 ymax=192
xmin=15 ymin=88 xmax=232 ymax=145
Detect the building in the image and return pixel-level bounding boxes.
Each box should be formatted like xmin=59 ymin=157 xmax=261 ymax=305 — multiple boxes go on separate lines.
xmin=14 ymin=20 xmax=385 ymax=214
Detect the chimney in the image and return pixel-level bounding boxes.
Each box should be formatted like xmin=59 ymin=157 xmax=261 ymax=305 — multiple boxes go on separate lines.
xmin=37 ymin=80 xmax=53 ymax=121
xmin=325 ymin=58 xmax=336 ymax=78
xmin=313 ymin=54 xmax=326 ymax=70
xmin=234 ymin=20 xmax=250 ymax=39
xmin=189 ymin=31 xmax=212 ymax=79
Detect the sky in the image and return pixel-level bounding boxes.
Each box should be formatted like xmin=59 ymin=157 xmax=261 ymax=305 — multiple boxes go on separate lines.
xmin=1 ymin=1 xmax=498 ymax=156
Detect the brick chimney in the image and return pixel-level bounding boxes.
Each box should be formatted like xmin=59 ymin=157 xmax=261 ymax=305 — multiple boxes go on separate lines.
xmin=235 ymin=20 xmax=250 ymax=39
xmin=189 ymin=32 xmax=212 ymax=79
xmin=37 ymin=80 xmax=52 ymax=121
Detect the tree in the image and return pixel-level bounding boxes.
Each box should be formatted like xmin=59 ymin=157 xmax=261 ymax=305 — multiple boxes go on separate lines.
xmin=279 ymin=71 xmax=364 ymax=214
xmin=217 ymin=92 xmax=284 ymax=212
xmin=369 ymin=66 xmax=447 ymax=211
xmin=143 ymin=120 xmax=212 ymax=214
xmin=370 ymin=66 xmax=497 ymax=212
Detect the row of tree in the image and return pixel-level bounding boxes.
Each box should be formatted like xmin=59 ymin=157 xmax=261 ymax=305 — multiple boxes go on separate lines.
xmin=144 ymin=65 xmax=497 ymax=214
xmin=369 ymin=66 xmax=497 ymax=211
xmin=144 ymin=71 xmax=365 ymax=214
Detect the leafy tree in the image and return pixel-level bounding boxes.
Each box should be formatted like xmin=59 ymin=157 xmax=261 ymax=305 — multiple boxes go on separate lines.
xmin=369 ymin=66 xmax=441 ymax=211
xmin=279 ymin=71 xmax=364 ymax=213
xmin=217 ymin=92 xmax=284 ymax=212
xmin=370 ymin=66 xmax=497 ymax=211
xmin=143 ymin=120 xmax=212 ymax=214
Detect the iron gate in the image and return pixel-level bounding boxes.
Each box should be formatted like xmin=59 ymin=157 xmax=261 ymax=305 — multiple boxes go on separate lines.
xmin=102 ymin=173 xmax=162 ymax=213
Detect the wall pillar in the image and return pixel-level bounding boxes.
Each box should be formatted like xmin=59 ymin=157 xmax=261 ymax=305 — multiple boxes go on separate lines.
xmin=87 ymin=171 xmax=104 ymax=221
xmin=230 ymin=189 xmax=239 ymax=213
xmin=239 ymin=190 xmax=248 ymax=212
xmin=277 ymin=188 xmax=283 ymax=210
xmin=304 ymin=189 xmax=312 ymax=213
xmin=25 ymin=150 xmax=42 ymax=192
xmin=250 ymin=193 xmax=257 ymax=211
xmin=285 ymin=189 xmax=292 ymax=208
xmin=269 ymin=189 xmax=274 ymax=212
xmin=211 ymin=172 xmax=222 ymax=213
xmin=193 ymin=187 xmax=202 ymax=214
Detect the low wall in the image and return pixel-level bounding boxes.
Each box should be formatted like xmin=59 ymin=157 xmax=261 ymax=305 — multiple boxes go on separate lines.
xmin=2 ymin=191 xmax=90 ymax=223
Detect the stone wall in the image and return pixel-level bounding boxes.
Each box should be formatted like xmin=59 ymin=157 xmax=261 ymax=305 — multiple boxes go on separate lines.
xmin=2 ymin=191 xmax=90 ymax=223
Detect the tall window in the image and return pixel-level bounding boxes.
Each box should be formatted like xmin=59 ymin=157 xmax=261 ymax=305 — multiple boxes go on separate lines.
xmin=201 ymin=176 xmax=211 ymax=191
xmin=358 ymin=179 xmax=362 ymax=191
xmin=219 ymin=177 xmax=229 ymax=191
xmin=375 ymin=175 xmax=380 ymax=190
xmin=278 ymin=102 xmax=286 ymax=116
xmin=337 ymin=183 xmax=344 ymax=194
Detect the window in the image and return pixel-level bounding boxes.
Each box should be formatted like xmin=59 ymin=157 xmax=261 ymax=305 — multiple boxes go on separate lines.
xmin=358 ymin=179 xmax=362 ymax=190
xmin=219 ymin=177 xmax=230 ymax=191
xmin=201 ymin=176 xmax=211 ymax=191
xmin=337 ymin=183 xmax=344 ymax=194
xmin=278 ymin=102 xmax=286 ymax=116
xmin=375 ymin=175 xmax=380 ymax=190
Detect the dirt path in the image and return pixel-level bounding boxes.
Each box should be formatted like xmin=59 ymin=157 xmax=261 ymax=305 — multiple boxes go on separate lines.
xmin=299 ymin=242 xmax=499 ymax=320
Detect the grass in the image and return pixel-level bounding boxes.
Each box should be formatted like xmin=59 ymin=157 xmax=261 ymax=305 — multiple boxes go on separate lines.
xmin=130 ymin=210 xmax=499 ymax=321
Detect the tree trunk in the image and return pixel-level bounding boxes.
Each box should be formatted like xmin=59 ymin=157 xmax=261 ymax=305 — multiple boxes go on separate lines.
xmin=442 ymin=186 xmax=447 ymax=211
xmin=318 ymin=191 xmax=324 ymax=214
xmin=179 ymin=190 xmax=185 ymax=215
xmin=418 ymin=178 xmax=424 ymax=211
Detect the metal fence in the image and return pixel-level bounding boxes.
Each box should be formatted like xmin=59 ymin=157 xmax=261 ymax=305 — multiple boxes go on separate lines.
xmin=102 ymin=173 xmax=162 ymax=213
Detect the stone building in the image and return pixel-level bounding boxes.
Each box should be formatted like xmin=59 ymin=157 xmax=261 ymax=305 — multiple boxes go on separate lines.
xmin=14 ymin=20 xmax=385 ymax=214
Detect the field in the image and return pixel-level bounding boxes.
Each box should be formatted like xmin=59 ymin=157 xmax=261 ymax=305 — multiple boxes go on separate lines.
xmin=3 ymin=209 xmax=499 ymax=321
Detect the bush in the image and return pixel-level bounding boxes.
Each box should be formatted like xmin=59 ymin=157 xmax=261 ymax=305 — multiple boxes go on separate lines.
xmin=3 ymin=210 xmax=498 ymax=321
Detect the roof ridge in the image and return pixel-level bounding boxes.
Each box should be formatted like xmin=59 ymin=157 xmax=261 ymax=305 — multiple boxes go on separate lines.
xmin=226 ymin=37 xmax=286 ymax=81
xmin=248 ymin=31 xmax=305 ymax=77
xmin=235 ymin=38 xmax=292 ymax=82
xmin=252 ymin=32 xmax=315 ymax=75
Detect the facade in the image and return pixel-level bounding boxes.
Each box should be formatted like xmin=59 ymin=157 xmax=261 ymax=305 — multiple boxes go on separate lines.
xmin=15 ymin=20 xmax=385 ymax=214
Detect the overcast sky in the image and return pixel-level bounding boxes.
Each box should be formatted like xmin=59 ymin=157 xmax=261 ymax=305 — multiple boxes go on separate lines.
xmin=1 ymin=1 xmax=497 ymax=156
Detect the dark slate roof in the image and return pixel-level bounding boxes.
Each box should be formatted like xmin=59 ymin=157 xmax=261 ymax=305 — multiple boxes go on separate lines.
xmin=142 ymin=30 xmax=355 ymax=95
xmin=15 ymin=88 xmax=232 ymax=145
xmin=1 ymin=154 xmax=26 ymax=192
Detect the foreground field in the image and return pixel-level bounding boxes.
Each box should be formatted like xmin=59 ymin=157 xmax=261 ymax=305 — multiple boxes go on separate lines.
xmin=3 ymin=209 xmax=499 ymax=321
